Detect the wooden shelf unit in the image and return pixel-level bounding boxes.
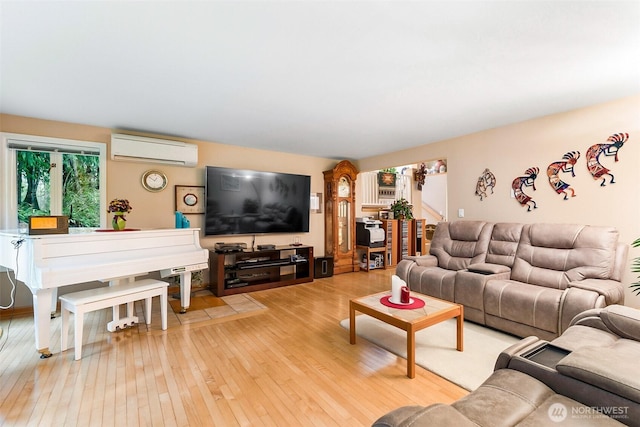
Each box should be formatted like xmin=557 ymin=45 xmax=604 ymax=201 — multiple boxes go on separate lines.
xmin=356 ymin=245 xmax=387 ymax=271
xmin=398 ymin=219 xmax=413 ymax=260
xmin=209 ymin=245 xmax=314 ymax=296
xmin=412 ymin=218 xmax=427 ymax=256
xmin=373 ymin=218 xmax=429 ymax=266
xmin=381 ymin=219 xmax=399 ymax=267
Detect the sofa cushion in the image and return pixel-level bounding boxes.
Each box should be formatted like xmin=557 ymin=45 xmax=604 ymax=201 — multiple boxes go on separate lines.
xmin=551 ymin=324 xmax=619 ymax=351
xmin=408 ymin=267 xmax=456 ymax=301
xmin=429 ymin=221 xmax=493 ymax=271
xmin=451 ymin=369 xmax=556 ymax=427
xmin=485 ymin=222 xmax=524 ymax=267
xmin=515 ymin=394 xmax=626 ymax=426
xmin=372 ymin=404 xmax=477 ymax=427
xmin=556 ymin=339 xmax=640 ymax=404
xmin=511 ymin=224 xmax=619 ymax=290
xmin=373 ymin=369 xmax=629 ymax=427
xmin=484 ymin=280 xmax=562 ymax=334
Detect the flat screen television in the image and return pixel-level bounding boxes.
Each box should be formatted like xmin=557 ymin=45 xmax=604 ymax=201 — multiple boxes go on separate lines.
xmin=205 ymin=166 xmax=311 ymax=236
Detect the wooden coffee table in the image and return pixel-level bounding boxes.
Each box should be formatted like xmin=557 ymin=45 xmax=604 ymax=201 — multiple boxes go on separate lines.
xmin=349 ymin=290 xmax=464 ymax=378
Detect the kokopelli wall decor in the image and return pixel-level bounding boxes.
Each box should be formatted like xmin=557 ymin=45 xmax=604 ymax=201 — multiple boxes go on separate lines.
xmin=586 ymin=132 xmax=629 ymax=186
xmin=475 ymin=168 xmax=496 ymax=201
xmin=547 ymin=151 xmax=580 ymax=200
xmin=512 ymin=167 xmax=539 ymax=211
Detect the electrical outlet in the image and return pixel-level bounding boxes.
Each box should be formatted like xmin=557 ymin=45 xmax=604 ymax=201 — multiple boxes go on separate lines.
xmin=458 ymin=208 xmax=465 ymax=218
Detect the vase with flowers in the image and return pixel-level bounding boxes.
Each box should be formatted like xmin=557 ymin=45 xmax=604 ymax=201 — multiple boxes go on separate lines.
xmin=108 ymin=199 xmax=132 ymax=230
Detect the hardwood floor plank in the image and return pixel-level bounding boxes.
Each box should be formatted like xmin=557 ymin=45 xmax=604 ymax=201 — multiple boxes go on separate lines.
xmin=0 ymin=269 xmax=468 ymax=426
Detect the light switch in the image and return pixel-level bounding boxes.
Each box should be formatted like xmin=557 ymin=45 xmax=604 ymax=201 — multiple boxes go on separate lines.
xmin=458 ymin=208 xmax=465 ymax=218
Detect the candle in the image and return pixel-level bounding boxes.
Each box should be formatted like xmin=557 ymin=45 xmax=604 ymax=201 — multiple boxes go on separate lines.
xmin=391 ymin=275 xmax=406 ymax=304
xmin=401 ymin=286 xmax=410 ymax=304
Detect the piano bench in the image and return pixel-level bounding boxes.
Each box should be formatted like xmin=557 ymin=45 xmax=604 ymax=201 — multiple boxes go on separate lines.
xmin=59 ymin=279 xmax=169 ymax=360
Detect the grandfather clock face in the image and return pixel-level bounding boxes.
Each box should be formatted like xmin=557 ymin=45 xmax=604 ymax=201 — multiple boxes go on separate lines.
xmin=338 ymin=176 xmax=350 ymax=198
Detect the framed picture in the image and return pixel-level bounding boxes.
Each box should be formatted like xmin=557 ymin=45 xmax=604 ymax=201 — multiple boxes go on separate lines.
xmin=310 ymin=192 xmax=322 ymax=213
xmin=221 ymin=174 xmax=240 ymax=191
xmin=175 ymin=185 xmax=205 ymax=214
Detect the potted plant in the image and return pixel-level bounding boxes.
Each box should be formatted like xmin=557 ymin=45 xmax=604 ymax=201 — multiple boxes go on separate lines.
xmin=389 ymin=198 xmax=413 ymax=220
xmin=631 ymin=238 xmax=640 ymax=296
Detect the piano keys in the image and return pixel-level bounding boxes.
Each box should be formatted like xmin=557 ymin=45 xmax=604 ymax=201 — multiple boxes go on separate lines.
xmin=0 ymin=228 xmax=209 ymax=358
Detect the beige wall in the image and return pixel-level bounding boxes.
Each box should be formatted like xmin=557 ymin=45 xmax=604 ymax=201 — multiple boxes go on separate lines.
xmin=0 ymin=114 xmax=337 ymax=306
xmin=2 ymin=95 xmax=639 ymax=308
xmin=357 ymin=95 xmax=640 ymax=307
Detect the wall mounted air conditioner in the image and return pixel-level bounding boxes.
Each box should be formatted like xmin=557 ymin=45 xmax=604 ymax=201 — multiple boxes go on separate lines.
xmin=110 ymin=133 xmax=198 ymax=167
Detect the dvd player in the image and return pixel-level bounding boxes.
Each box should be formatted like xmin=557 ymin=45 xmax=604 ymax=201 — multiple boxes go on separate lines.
xmin=257 ymin=244 xmax=276 ymax=250
xmin=214 ymin=242 xmax=247 ymax=253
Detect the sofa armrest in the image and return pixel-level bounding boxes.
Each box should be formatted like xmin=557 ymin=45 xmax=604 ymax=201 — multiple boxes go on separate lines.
xmin=467 ymin=263 xmax=511 ymax=275
xmin=600 ymin=305 xmax=640 ymax=341
xmin=569 ymin=305 xmax=640 ymax=336
xmin=494 ymin=336 xmax=543 ymax=370
xmin=411 ymin=254 xmax=438 ymax=267
xmin=568 ymin=279 xmax=625 ymax=305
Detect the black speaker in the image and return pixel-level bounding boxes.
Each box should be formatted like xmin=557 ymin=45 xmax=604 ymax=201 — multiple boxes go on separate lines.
xmin=314 ymin=256 xmax=334 ymax=278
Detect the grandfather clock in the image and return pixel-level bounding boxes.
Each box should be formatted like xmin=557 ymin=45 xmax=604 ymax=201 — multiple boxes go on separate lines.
xmin=323 ymin=160 xmax=358 ymax=275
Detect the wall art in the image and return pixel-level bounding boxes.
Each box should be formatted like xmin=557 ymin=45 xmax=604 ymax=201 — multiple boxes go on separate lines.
xmin=511 ymin=167 xmax=539 ymax=212
xmin=310 ymin=192 xmax=322 ymax=213
xmin=377 ymin=171 xmax=397 ymax=187
xmin=475 ymin=168 xmax=496 ymax=201
xmin=377 ymin=169 xmax=397 ymax=199
xmin=414 ymin=163 xmax=427 ymax=190
xmin=586 ymin=132 xmax=629 ymax=186
xmin=175 ymin=185 xmax=205 ymax=214
xmin=547 ymin=151 xmax=580 ymax=200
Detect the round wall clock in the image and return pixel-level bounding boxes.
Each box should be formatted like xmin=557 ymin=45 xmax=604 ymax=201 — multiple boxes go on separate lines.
xmin=141 ymin=169 xmax=168 ymax=192
xmin=183 ymin=193 xmax=198 ymax=206
xmin=175 ymin=185 xmax=205 ymax=214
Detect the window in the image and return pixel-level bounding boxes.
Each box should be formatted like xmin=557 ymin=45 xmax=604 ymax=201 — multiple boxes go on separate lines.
xmin=1 ymin=133 xmax=107 ymax=230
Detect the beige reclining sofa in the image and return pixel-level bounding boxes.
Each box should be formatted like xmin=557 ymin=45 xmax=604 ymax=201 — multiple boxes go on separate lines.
xmin=372 ymin=304 xmax=640 ymax=427
xmin=396 ymin=221 xmax=628 ymax=340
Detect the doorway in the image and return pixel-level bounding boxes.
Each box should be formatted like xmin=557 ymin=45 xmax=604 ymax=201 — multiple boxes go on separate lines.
xmin=357 ymin=159 xmax=447 ymax=223
xmin=418 ymin=159 xmax=447 ymax=224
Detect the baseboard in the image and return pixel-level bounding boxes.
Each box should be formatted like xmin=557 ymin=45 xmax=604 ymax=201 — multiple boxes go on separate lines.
xmin=0 ymin=306 xmax=34 ymax=319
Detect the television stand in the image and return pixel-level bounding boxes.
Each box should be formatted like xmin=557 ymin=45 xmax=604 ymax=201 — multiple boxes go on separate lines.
xmin=209 ymin=245 xmax=314 ymax=296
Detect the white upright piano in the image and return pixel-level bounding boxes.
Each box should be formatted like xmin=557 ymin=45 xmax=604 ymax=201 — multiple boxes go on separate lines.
xmin=0 ymin=228 xmax=209 ymax=357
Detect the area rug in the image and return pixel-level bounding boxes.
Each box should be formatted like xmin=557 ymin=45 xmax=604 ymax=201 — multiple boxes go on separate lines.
xmin=168 ymin=287 xmax=227 ymax=314
xmin=340 ymin=315 xmax=520 ymax=390
xmin=168 ymin=290 xmax=267 ymax=327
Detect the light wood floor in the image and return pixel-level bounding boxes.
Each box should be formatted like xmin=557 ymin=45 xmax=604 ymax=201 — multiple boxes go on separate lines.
xmin=0 ymin=269 xmax=467 ymax=426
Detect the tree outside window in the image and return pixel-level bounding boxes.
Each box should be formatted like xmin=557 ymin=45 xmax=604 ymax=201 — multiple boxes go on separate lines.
xmin=17 ymin=151 xmax=100 ymax=227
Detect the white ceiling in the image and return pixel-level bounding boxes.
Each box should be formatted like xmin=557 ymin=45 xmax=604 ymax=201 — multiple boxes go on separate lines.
xmin=1 ymin=1 xmax=639 ymax=160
